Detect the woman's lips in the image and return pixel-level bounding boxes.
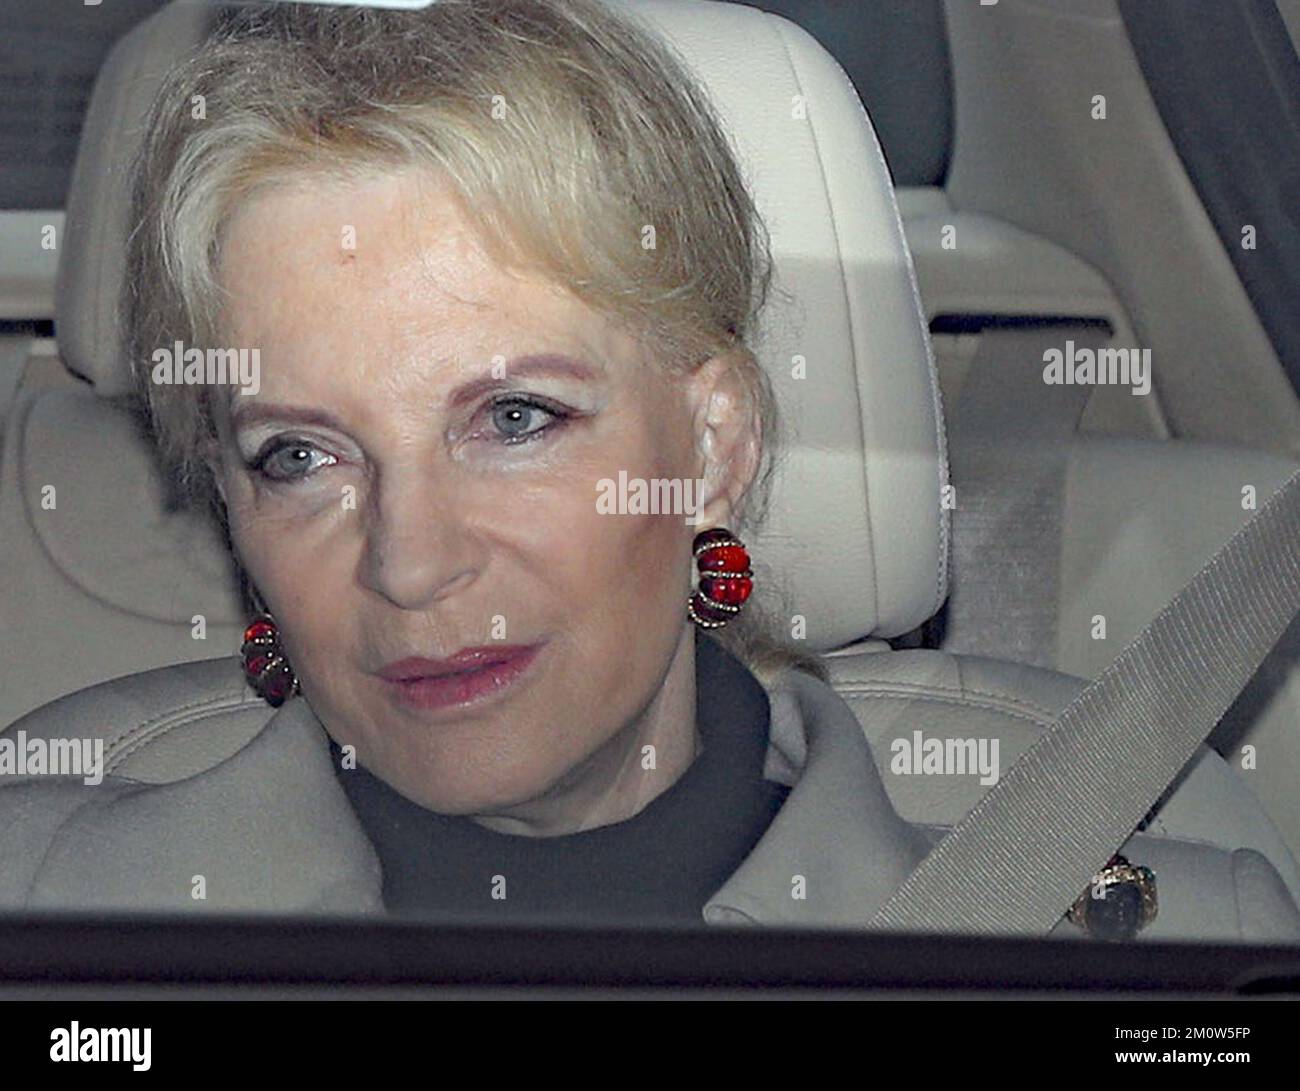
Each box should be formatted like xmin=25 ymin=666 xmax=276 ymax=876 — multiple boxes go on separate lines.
xmin=375 ymin=645 xmax=543 ymax=712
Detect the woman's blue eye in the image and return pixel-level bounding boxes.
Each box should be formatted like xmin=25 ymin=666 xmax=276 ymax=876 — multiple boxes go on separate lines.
xmin=489 ymin=398 xmax=565 ymax=443
xmin=251 ymin=441 xmax=335 ymax=482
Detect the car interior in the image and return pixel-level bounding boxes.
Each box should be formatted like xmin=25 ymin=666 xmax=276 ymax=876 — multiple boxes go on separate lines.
xmin=2 ymin=0 xmax=1300 ymax=949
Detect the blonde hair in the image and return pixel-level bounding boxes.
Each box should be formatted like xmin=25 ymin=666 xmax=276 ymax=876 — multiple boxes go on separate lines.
xmin=124 ymin=0 xmax=827 ymax=684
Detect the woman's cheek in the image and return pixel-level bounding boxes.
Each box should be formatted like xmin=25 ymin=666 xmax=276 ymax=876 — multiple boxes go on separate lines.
xmin=238 ymin=469 xmax=374 ymax=545
xmin=226 ymin=490 xmax=358 ymax=611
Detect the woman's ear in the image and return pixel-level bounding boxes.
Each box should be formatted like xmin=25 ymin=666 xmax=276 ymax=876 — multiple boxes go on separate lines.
xmin=686 ymin=352 xmax=762 ymax=530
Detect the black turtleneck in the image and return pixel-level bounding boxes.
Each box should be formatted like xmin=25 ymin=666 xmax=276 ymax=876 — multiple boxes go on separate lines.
xmin=329 ymin=633 xmax=790 ymax=926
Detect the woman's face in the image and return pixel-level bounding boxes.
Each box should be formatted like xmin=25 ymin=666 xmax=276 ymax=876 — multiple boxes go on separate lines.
xmin=212 ymin=167 xmax=756 ymax=830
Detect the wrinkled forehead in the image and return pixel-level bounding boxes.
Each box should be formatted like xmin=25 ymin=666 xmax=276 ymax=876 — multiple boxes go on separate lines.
xmin=206 ymin=173 xmax=697 ymax=451
xmin=214 ymin=170 xmax=621 ymax=379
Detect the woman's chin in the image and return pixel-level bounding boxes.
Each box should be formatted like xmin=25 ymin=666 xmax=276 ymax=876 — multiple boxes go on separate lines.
xmin=350 ymin=711 xmax=579 ymax=819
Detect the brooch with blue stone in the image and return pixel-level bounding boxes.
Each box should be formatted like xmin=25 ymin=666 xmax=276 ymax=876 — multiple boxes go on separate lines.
xmin=1067 ymin=854 xmax=1158 ymax=941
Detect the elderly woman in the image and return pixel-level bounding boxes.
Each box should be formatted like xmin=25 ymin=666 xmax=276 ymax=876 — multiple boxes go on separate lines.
xmin=3 ymin=0 xmax=1299 ymax=941
xmin=123 ymin=0 xmax=831 ymax=924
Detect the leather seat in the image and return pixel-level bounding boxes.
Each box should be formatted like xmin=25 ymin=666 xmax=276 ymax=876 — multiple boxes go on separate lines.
xmin=0 ymin=2 xmax=242 ymax=730
xmin=3 ymin=0 xmax=1299 ymax=927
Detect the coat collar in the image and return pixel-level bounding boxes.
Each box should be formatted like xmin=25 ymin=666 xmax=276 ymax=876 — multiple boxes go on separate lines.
xmin=702 ymin=665 xmax=930 ymax=925
xmin=18 ymin=692 xmax=384 ymax=914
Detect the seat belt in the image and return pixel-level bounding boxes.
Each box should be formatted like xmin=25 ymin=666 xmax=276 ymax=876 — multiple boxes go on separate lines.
xmin=941 ymin=324 xmax=1106 ymax=669
xmin=0 ymin=337 xmax=32 ymax=452
xmin=870 ymin=465 xmax=1300 ymax=935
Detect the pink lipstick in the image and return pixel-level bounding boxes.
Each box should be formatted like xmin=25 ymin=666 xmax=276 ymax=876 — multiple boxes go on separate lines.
xmin=375 ymin=644 xmax=542 ymax=712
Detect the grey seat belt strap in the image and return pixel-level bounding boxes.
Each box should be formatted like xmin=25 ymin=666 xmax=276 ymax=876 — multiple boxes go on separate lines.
xmin=870 ymin=466 xmax=1300 ymax=935
xmin=942 ymin=324 xmax=1106 ymax=669
xmin=0 ymin=338 xmax=31 ymax=451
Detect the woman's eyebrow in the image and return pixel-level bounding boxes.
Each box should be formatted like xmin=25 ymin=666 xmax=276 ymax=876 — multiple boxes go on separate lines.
xmin=229 ymin=403 xmax=347 ymax=432
xmin=228 ymin=354 xmax=601 ymax=431
xmin=446 ymin=353 xmax=602 ymax=409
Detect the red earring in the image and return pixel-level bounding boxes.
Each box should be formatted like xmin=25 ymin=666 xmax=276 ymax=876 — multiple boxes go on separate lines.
xmin=241 ymin=612 xmax=299 ymax=707
xmin=688 ymin=527 xmax=753 ymax=629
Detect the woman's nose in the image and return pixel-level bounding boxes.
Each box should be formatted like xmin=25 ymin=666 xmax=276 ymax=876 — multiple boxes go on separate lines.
xmin=356 ymin=468 xmax=480 ymax=611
